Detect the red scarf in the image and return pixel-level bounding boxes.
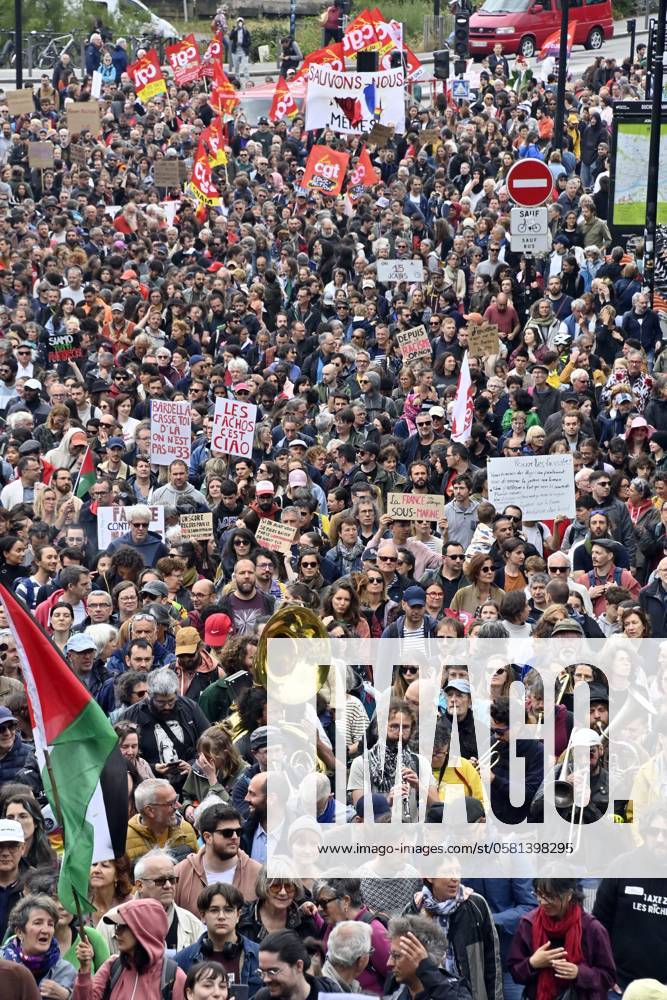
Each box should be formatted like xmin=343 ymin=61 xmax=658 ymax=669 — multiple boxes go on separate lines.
xmin=531 ymin=903 xmax=584 ymax=1000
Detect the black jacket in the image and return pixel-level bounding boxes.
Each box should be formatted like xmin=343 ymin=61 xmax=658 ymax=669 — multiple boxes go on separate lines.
xmin=384 ymin=958 xmax=473 ymax=1000
xmin=254 ymin=975 xmax=339 ymax=1000
xmin=490 ymin=738 xmax=544 ymax=825
xmin=639 ymin=577 xmax=667 ymax=637
xmin=122 ymin=696 xmax=210 ymax=776
xmin=594 ymin=871 xmax=667 ymax=987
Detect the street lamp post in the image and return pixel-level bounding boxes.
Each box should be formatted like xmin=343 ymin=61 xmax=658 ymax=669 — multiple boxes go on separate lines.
xmin=14 ymin=0 xmax=23 ymax=90
xmin=644 ymin=0 xmax=667 ymax=302
xmin=552 ymin=0 xmax=569 ymax=155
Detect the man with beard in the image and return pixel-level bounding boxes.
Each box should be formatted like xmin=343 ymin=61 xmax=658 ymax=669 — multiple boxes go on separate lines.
xmin=406 ymin=461 xmax=432 ymax=495
xmin=122 ymin=667 xmax=209 ymax=791
xmin=173 ymin=627 xmax=216 ymax=701
xmin=347 ymin=701 xmax=438 ymax=821
xmin=242 ymin=772 xmax=292 ymax=864
xmin=125 ymin=778 xmax=199 ymax=863
xmin=220 ymin=560 xmax=275 ymax=635
xmin=242 ymin=480 xmax=281 ymax=533
xmin=175 ymin=803 xmax=262 ymax=916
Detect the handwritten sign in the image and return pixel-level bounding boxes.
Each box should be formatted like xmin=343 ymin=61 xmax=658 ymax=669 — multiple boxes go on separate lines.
xmin=150 ymin=399 xmax=191 ymax=465
xmin=387 ymin=493 xmax=445 ymax=522
xmin=6 ymin=88 xmax=35 ymax=116
xmin=212 ymin=397 xmax=257 ymax=457
xmin=98 ymin=504 xmax=165 ymax=550
xmin=47 ymin=329 xmax=82 ymax=363
xmin=417 ymin=128 xmax=440 ymax=148
xmin=367 ymin=122 xmax=394 ymax=147
xmin=468 ymin=322 xmax=500 ymax=357
xmin=154 ymin=159 xmax=183 ymax=188
xmin=70 ymin=144 xmax=88 ymax=167
xmin=376 ymin=259 xmax=424 ymax=284
xmin=28 ymin=141 xmax=54 ymax=169
xmin=180 ymin=512 xmax=214 ymax=540
xmin=396 ymin=325 xmax=431 ymax=363
xmin=67 ymin=103 xmax=101 ymax=135
xmin=487 ymin=454 xmax=576 ymax=522
xmin=255 ymin=518 xmax=297 ymax=554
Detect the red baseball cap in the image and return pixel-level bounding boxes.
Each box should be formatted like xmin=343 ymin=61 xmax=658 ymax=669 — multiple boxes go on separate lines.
xmin=204 ymin=613 xmax=233 ymax=648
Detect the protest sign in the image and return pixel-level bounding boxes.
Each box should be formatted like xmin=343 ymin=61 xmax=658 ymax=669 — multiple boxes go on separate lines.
xmin=67 ymin=103 xmax=101 ymax=135
xmin=367 ymin=122 xmax=394 ymax=147
xmin=302 ymin=145 xmax=350 ymax=197
xmin=396 ymin=325 xmax=431 ymax=362
xmin=387 ymin=493 xmax=445 ymax=522
xmin=97 ymin=505 xmax=165 ymax=549
xmin=150 ymin=399 xmax=191 ymax=465
xmin=154 ymin=159 xmax=183 ymax=188
xmin=487 ymin=454 xmax=576 ymax=521
xmin=212 ymin=397 xmax=257 ymax=457
xmin=468 ymin=323 xmax=500 ymax=357
xmin=91 ymin=70 xmax=103 ymax=99
xmin=180 ymin=513 xmax=214 ymax=540
xmin=28 ymin=142 xmax=54 ymax=169
xmin=47 ymin=329 xmax=82 ymax=363
xmin=255 ymin=519 xmax=297 ymax=554
xmin=376 ymin=259 xmax=424 ymax=283
xmin=6 ymin=88 xmax=35 ymax=116
xmin=70 ymin=144 xmax=88 ymax=167
xmin=417 ymin=128 xmax=440 ymax=148
xmin=304 ymin=63 xmax=405 ymax=135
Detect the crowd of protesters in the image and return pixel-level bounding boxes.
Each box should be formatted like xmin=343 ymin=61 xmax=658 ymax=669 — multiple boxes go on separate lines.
xmin=0 ymin=9 xmax=665 ymax=1000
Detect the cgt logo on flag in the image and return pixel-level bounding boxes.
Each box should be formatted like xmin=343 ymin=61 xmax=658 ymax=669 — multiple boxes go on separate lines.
xmin=302 ymin=145 xmax=350 ymax=196
xmin=269 ymin=77 xmax=298 ymax=122
xmin=166 ymin=34 xmax=201 ymax=85
xmin=128 ymin=49 xmax=167 ymax=102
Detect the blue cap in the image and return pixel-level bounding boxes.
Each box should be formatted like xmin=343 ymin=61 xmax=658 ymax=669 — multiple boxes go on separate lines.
xmin=402 ymin=585 xmax=426 ymax=607
xmin=106 ymin=437 xmax=125 ymax=449
xmin=445 ymin=678 xmax=471 ymax=695
xmin=65 ymin=633 xmax=97 ymax=654
xmin=189 ymin=354 xmax=205 ymax=365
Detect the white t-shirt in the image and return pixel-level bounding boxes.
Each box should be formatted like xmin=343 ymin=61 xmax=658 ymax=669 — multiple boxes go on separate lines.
xmin=204 ymin=865 xmax=236 ymax=885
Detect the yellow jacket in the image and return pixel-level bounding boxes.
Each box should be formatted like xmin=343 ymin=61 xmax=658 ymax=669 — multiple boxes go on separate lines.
xmin=125 ymin=813 xmax=199 ymax=862
xmin=433 ymin=757 xmax=485 ymax=804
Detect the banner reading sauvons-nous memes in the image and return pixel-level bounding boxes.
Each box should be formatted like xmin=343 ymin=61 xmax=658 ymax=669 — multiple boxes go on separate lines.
xmin=266 ymin=638 xmax=663 ymax=879
xmin=304 ymin=64 xmax=406 ymax=135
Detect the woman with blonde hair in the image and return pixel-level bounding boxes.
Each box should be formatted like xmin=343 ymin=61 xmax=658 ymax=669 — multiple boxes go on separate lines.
xmin=451 ymin=553 xmax=505 ymax=616
xmin=531 ymin=603 xmax=570 ymax=637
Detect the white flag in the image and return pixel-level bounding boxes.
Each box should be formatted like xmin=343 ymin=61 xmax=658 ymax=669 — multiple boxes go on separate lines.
xmin=451 ymin=351 xmax=474 ymax=443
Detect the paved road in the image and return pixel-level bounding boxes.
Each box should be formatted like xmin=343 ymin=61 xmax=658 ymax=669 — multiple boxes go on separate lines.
xmin=0 ymin=17 xmax=647 ymax=89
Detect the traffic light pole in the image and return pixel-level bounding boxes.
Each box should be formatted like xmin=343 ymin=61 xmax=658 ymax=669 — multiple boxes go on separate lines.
xmin=552 ymin=0 xmax=569 ymax=153
xmin=644 ymin=0 xmax=667 ymax=302
xmin=14 ymin=0 xmax=22 ymax=91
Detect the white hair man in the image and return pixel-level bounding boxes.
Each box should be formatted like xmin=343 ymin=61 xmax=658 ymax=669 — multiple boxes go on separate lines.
xmin=97 ymin=848 xmax=203 ymax=954
xmin=322 ymin=921 xmax=373 ymax=992
xmin=106 ymin=504 xmax=170 ymax=566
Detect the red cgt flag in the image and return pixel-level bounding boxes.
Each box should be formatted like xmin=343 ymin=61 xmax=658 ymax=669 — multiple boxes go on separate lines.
xmin=200 ymin=31 xmax=224 ymax=79
xmin=269 ymin=77 xmax=298 ymax=122
xmin=165 ymin=34 xmax=201 ymax=86
xmin=347 ymin=145 xmax=377 ymax=203
xmin=302 ymin=144 xmax=350 ymax=197
xmin=294 ymin=41 xmax=346 ymax=81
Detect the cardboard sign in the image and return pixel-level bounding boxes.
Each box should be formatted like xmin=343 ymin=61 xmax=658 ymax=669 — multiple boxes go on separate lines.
xmin=376 ymin=259 xmax=424 ymax=283
xmin=70 ymin=144 xmax=88 ymax=166
xmin=67 ymin=103 xmax=101 ymax=135
xmin=487 ymin=454 xmax=576 ymax=521
xmin=150 ymin=399 xmax=191 ymax=465
xmin=304 ymin=63 xmax=405 ymax=135
xmin=417 ymin=128 xmax=440 ymax=148
xmin=28 ymin=141 xmax=54 ymax=169
xmin=180 ymin=512 xmax=214 ymax=540
xmin=154 ymin=159 xmax=183 ymax=188
xmin=6 ymin=88 xmax=35 ymax=116
xmin=255 ymin=518 xmax=297 ymax=554
xmin=387 ymin=493 xmax=445 ymax=522
xmin=396 ymin=324 xmax=431 ymax=362
xmin=97 ymin=504 xmax=165 ymax=549
xmin=367 ymin=122 xmax=394 ymax=147
xmin=47 ymin=329 xmax=82 ymax=363
xmin=212 ymin=397 xmax=257 ymax=457
xmin=468 ymin=322 xmax=500 ymax=357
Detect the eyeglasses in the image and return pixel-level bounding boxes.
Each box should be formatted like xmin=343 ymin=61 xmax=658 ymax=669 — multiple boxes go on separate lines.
xmin=142 ymin=874 xmax=179 ymax=886
xmin=401 ymin=666 xmax=419 ymax=674
xmin=233 ymin=538 xmax=250 ymax=546
xmin=367 ymin=575 xmax=383 ymax=583
xmin=213 ymin=827 xmax=242 ymax=838
xmin=0 ymin=722 xmax=16 ymax=733
xmin=378 ymin=555 xmax=397 ymax=563
xmin=133 ymin=522 xmax=150 ymax=528
xmin=268 ymin=882 xmax=296 ymax=895
xmin=481 ymin=565 xmax=495 ymax=572
xmin=416 ymin=421 xmax=432 ymax=428
xmin=316 ymin=895 xmax=339 ymax=909
xmin=448 ymin=553 xmax=465 ymax=560
xmin=150 ymin=797 xmax=179 ymax=809
xmin=549 ymin=565 xmax=570 ymax=574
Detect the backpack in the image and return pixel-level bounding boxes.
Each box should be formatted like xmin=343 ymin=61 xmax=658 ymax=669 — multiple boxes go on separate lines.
xmin=587 ymin=567 xmax=623 ymax=588
xmin=102 ymin=955 xmax=178 ymax=1000
xmin=13 ymin=577 xmax=38 ymax=609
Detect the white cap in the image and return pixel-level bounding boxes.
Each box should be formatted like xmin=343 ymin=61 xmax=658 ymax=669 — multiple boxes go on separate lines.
xmin=0 ymin=819 xmax=24 ymax=844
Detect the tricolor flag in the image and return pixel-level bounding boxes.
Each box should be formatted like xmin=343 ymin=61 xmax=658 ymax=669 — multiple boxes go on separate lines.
xmin=451 ymin=350 xmax=474 ymax=443
xmin=74 ymin=445 xmax=95 ymax=499
xmin=0 ymin=584 xmax=127 ymax=915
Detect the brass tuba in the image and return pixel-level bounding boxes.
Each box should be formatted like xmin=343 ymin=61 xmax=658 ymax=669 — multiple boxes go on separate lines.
xmin=254 ymin=603 xmax=330 ymax=705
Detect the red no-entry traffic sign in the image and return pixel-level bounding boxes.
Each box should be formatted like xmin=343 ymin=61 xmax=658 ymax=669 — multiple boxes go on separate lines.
xmin=506 ymin=159 xmax=553 ymax=208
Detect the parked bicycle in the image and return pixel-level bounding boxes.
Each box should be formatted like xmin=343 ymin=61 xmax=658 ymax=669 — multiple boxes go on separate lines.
xmin=35 ymin=32 xmax=77 ymax=69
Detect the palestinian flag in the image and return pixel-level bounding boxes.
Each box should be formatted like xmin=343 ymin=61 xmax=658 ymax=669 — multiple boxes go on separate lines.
xmin=0 ymin=584 xmax=127 ymax=915
xmin=74 ymin=446 xmax=95 ymax=499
